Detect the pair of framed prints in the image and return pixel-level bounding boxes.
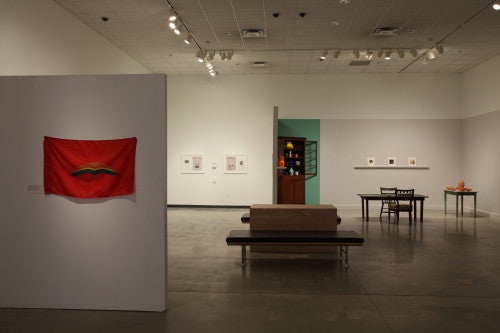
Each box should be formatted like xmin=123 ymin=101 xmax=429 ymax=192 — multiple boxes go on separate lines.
xmin=367 ymin=157 xmax=416 ymax=167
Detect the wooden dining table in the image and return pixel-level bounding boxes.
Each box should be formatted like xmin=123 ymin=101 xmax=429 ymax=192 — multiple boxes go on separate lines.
xmin=357 ymin=193 xmax=429 ymax=222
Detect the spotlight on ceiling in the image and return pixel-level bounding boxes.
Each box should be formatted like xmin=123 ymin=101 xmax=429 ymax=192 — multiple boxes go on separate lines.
xmin=384 ymin=49 xmax=392 ymax=60
xmin=410 ymin=49 xmax=418 ymax=57
xmin=493 ymin=3 xmax=500 ymax=10
xmin=209 ymin=71 xmax=217 ymax=77
xmin=397 ymin=49 xmax=405 ymax=58
xmin=169 ymin=21 xmax=176 ymax=30
xmin=436 ymin=44 xmax=444 ymax=54
xmin=174 ymin=24 xmax=182 ymax=35
xmin=168 ymin=9 xmax=177 ymax=22
xmin=333 ymin=49 xmax=341 ymax=58
xmin=365 ymin=49 xmax=373 ymax=60
xmin=220 ymin=51 xmax=227 ymax=61
xmin=184 ymin=34 xmax=193 ymax=45
xmin=422 ymin=53 xmax=428 ymax=64
xmin=226 ymin=51 xmax=233 ymax=60
xmin=319 ymin=50 xmax=328 ymax=61
xmin=207 ymin=50 xmax=215 ymax=61
xmin=353 ymin=49 xmax=360 ymax=58
xmin=377 ymin=49 xmax=383 ymax=58
xmin=206 ymin=62 xmax=213 ymax=69
xmin=196 ymin=50 xmax=205 ymax=63
xmin=427 ymin=50 xmax=436 ymax=60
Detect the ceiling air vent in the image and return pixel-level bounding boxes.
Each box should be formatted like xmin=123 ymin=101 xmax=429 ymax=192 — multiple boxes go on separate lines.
xmin=370 ymin=27 xmax=399 ymax=36
xmin=349 ymin=60 xmax=371 ymax=66
xmin=241 ymin=29 xmax=267 ymax=38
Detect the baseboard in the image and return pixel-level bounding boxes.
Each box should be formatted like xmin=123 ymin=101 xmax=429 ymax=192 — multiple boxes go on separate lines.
xmin=167 ymin=204 xmax=250 ymax=209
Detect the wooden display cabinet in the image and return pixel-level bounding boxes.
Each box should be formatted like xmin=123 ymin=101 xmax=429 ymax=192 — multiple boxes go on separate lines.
xmin=277 ymin=136 xmax=317 ymax=204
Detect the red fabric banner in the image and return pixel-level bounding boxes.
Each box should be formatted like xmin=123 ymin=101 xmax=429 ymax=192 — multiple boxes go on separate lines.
xmin=44 ymin=136 xmax=137 ymax=198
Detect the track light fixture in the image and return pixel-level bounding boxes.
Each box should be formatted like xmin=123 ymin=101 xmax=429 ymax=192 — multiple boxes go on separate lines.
xmin=319 ymin=50 xmax=328 ymax=61
xmin=207 ymin=50 xmax=215 ymax=61
xmin=174 ymin=24 xmax=182 ymax=35
xmin=377 ymin=49 xmax=383 ymax=58
xmin=168 ymin=9 xmax=177 ymax=21
xmin=220 ymin=51 xmax=227 ymax=61
xmin=397 ymin=49 xmax=405 ymax=58
xmin=333 ymin=49 xmax=341 ymax=58
xmin=436 ymin=44 xmax=444 ymax=54
xmin=169 ymin=21 xmax=176 ymax=29
xmin=184 ymin=34 xmax=193 ymax=44
xmin=353 ymin=49 xmax=360 ymax=58
xmin=384 ymin=49 xmax=392 ymax=60
xmin=365 ymin=49 xmax=373 ymax=60
xmin=410 ymin=49 xmax=418 ymax=57
xmin=493 ymin=3 xmax=500 ymax=10
xmin=196 ymin=50 xmax=205 ymax=63
xmin=427 ymin=50 xmax=435 ymax=60
xmin=226 ymin=51 xmax=233 ymax=60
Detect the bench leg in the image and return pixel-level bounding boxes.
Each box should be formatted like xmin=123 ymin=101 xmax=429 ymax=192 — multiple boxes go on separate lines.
xmin=338 ymin=246 xmax=349 ymax=268
xmin=241 ymin=245 xmax=247 ymax=268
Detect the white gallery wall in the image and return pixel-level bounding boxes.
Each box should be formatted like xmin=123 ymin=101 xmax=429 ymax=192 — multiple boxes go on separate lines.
xmin=320 ymin=119 xmax=462 ymax=209
xmin=462 ymin=54 xmax=500 ymax=217
xmin=0 ymin=75 xmax=167 ymax=311
xmin=167 ymin=74 xmax=463 ymax=208
xmin=167 ymin=76 xmax=276 ymax=205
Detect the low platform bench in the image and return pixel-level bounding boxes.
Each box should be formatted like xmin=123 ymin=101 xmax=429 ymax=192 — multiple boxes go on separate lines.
xmin=226 ymin=230 xmax=364 ymax=268
xmin=240 ymin=212 xmax=341 ymax=225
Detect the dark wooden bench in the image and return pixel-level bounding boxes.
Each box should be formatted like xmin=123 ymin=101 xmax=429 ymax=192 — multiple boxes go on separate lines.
xmin=241 ymin=212 xmax=341 ymax=225
xmin=226 ymin=230 xmax=363 ymax=268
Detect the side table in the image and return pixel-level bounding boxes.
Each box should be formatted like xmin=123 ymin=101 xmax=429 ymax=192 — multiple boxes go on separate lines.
xmin=444 ymin=190 xmax=478 ymax=218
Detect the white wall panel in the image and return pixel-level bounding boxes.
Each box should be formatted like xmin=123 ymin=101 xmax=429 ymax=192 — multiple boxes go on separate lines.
xmin=0 ymin=74 xmax=166 ymax=311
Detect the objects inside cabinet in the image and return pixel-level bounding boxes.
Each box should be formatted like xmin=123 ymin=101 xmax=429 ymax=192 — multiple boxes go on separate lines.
xmin=277 ymin=136 xmax=317 ymax=204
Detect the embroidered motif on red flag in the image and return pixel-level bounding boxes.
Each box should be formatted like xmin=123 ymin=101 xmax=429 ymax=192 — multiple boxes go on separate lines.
xmin=44 ymin=136 xmax=137 ymax=198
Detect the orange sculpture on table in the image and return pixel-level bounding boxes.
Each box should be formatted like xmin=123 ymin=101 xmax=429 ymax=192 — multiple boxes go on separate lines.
xmin=446 ymin=179 xmax=472 ymax=191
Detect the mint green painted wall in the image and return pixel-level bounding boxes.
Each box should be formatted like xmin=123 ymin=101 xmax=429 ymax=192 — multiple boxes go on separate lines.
xmin=278 ymin=119 xmax=320 ymax=204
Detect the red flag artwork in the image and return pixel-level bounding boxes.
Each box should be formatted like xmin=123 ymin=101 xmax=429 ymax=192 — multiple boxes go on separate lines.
xmin=44 ymin=136 xmax=137 ymax=198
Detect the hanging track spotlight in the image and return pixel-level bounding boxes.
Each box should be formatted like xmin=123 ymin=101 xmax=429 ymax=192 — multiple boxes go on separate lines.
xmin=168 ymin=8 xmax=177 ymax=21
xmin=410 ymin=49 xmax=418 ymax=57
xmin=377 ymin=49 xmax=383 ymax=58
xmin=397 ymin=49 xmax=405 ymax=58
xmin=365 ymin=49 xmax=373 ymax=60
xmin=384 ymin=49 xmax=392 ymax=60
xmin=184 ymin=34 xmax=193 ymax=45
xmin=493 ymin=3 xmax=500 ymax=10
xmin=333 ymin=49 xmax=341 ymax=58
xmin=427 ymin=50 xmax=436 ymax=60
xmin=436 ymin=44 xmax=444 ymax=54
xmin=319 ymin=50 xmax=328 ymax=61
xmin=353 ymin=49 xmax=360 ymax=58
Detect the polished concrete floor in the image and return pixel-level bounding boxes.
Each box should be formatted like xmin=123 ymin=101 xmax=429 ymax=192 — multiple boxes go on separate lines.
xmin=2 ymin=207 xmax=500 ymax=332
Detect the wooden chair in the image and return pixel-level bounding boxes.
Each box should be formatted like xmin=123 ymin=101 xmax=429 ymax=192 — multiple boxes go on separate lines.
xmin=388 ymin=189 xmax=415 ymax=223
xmin=379 ymin=187 xmax=397 ymax=221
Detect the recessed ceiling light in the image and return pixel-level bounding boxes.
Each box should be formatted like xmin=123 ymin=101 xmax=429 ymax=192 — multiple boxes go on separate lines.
xmin=331 ymin=21 xmax=339 ymax=26
xmin=493 ymin=3 xmax=500 ymax=10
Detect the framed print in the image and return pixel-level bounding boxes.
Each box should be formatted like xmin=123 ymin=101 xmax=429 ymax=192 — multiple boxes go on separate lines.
xmin=408 ymin=157 xmax=417 ymax=167
xmin=181 ymin=154 xmax=205 ymax=173
xmin=387 ymin=157 xmax=396 ymax=167
xmin=367 ymin=157 xmax=376 ymax=167
xmin=225 ymin=154 xmax=248 ymax=174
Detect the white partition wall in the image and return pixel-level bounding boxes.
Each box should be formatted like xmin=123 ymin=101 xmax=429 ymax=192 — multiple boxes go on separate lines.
xmin=0 ymin=74 xmax=167 ymax=311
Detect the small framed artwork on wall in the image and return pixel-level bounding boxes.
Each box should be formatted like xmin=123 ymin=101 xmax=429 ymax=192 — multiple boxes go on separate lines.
xmin=387 ymin=157 xmax=396 ymax=166
xmin=408 ymin=157 xmax=417 ymax=167
xmin=367 ymin=157 xmax=376 ymax=167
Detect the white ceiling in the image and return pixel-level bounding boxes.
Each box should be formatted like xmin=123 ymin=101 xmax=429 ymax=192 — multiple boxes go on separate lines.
xmin=55 ymin=0 xmax=500 ymax=75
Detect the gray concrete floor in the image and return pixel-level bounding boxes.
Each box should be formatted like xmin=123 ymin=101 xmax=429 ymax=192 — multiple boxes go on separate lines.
xmin=2 ymin=207 xmax=500 ymax=332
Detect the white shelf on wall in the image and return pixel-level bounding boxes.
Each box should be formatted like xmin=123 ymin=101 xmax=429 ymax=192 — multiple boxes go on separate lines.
xmin=354 ymin=166 xmax=430 ymax=170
